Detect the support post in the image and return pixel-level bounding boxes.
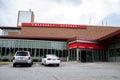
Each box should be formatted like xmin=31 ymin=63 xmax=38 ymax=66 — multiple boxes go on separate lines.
xmin=67 ymin=49 xmax=70 ymax=62
xmin=76 ymin=48 xmax=79 ymax=62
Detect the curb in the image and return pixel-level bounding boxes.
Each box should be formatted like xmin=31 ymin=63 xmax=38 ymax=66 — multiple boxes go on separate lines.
xmin=0 ymin=62 xmax=41 ymax=65
xmin=0 ymin=62 xmax=12 ymax=65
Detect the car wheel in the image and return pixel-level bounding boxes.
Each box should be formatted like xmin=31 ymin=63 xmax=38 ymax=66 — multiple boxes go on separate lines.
xmin=13 ymin=63 xmax=16 ymax=67
xmin=41 ymin=63 xmax=44 ymax=65
xmin=57 ymin=64 xmax=60 ymax=67
xmin=44 ymin=61 xmax=47 ymax=66
xmin=28 ymin=64 xmax=32 ymax=67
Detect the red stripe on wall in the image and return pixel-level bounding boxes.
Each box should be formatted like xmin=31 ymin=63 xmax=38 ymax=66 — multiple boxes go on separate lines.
xmin=69 ymin=42 xmax=107 ymax=50
xmin=22 ymin=23 xmax=87 ymax=29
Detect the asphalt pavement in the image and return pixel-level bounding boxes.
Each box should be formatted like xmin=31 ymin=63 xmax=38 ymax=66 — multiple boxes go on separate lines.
xmin=0 ymin=62 xmax=120 ymax=80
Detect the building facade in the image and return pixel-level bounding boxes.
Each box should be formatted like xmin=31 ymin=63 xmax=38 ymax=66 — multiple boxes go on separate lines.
xmin=0 ymin=10 xmax=120 ymax=62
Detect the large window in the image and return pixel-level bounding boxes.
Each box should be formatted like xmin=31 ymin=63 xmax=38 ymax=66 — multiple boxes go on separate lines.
xmin=109 ymin=49 xmax=120 ymax=62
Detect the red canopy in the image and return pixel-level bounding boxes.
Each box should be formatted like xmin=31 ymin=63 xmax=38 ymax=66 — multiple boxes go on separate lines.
xmin=69 ymin=42 xmax=107 ymax=50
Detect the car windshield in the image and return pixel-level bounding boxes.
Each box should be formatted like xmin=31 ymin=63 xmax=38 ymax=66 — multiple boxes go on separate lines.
xmin=16 ymin=51 xmax=28 ymax=56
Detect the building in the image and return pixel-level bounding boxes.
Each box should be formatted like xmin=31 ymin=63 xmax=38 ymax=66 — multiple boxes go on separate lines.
xmin=17 ymin=10 xmax=34 ymax=26
xmin=0 ymin=10 xmax=120 ymax=62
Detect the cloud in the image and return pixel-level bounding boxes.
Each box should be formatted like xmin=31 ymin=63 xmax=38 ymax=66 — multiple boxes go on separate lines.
xmin=0 ymin=0 xmax=120 ymax=27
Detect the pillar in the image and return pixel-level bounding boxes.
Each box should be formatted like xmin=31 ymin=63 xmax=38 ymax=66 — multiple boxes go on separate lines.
xmin=76 ymin=48 xmax=79 ymax=61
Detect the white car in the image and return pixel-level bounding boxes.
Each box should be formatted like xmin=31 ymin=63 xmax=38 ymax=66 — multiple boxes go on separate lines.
xmin=42 ymin=54 xmax=60 ymax=66
xmin=13 ymin=51 xmax=33 ymax=67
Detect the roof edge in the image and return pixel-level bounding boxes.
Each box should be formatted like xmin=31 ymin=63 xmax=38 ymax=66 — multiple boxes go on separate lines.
xmin=67 ymin=37 xmax=96 ymax=42
xmin=97 ymin=29 xmax=120 ymax=41
xmin=0 ymin=36 xmax=68 ymax=41
xmin=0 ymin=26 xmax=21 ymax=29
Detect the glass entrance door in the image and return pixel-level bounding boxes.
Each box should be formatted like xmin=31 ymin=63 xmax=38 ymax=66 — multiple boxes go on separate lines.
xmin=86 ymin=50 xmax=93 ymax=62
xmin=81 ymin=50 xmax=87 ymax=62
xmin=81 ymin=50 xmax=93 ymax=62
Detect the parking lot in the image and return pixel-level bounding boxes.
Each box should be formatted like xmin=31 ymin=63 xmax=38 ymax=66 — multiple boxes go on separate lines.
xmin=0 ymin=62 xmax=120 ymax=80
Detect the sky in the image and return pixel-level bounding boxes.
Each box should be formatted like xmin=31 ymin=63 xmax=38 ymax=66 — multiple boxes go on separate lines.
xmin=0 ymin=0 xmax=120 ymax=34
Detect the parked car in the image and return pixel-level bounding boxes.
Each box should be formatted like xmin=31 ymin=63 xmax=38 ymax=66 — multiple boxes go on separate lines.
xmin=42 ymin=54 xmax=60 ymax=66
xmin=13 ymin=51 xmax=33 ymax=67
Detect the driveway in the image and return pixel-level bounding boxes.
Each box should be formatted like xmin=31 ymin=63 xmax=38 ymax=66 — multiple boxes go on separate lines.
xmin=0 ymin=62 xmax=120 ymax=80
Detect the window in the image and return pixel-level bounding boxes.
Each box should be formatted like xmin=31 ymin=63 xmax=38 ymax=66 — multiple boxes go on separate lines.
xmin=16 ymin=51 xmax=28 ymax=56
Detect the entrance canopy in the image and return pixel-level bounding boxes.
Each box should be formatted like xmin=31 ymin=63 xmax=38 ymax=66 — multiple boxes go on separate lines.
xmin=69 ymin=42 xmax=107 ymax=50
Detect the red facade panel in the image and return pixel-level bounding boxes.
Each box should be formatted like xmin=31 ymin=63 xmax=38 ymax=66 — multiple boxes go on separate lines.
xmin=22 ymin=23 xmax=87 ymax=29
xmin=69 ymin=42 xmax=107 ymax=50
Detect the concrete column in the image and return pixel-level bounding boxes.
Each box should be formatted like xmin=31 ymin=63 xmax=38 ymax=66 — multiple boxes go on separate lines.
xmin=43 ymin=49 xmax=44 ymax=57
xmin=4 ymin=48 xmax=6 ymax=58
xmin=34 ymin=48 xmax=36 ymax=57
xmin=92 ymin=50 xmax=94 ymax=62
xmin=107 ymin=49 xmax=110 ymax=62
xmin=67 ymin=49 xmax=70 ymax=62
xmin=76 ymin=48 xmax=79 ymax=61
xmin=0 ymin=47 xmax=1 ymax=61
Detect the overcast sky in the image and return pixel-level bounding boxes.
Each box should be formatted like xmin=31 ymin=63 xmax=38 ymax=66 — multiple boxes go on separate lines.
xmin=0 ymin=0 xmax=120 ymax=28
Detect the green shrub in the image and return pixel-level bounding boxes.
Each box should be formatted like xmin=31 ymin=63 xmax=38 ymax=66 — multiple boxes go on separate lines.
xmin=33 ymin=59 xmax=39 ymax=62
xmin=2 ymin=58 xmax=9 ymax=62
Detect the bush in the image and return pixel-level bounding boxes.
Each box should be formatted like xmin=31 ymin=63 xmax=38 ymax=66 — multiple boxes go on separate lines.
xmin=2 ymin=58 xmax=9 ymax=62
xmin=33 ymin=59 xmax=39 ymax=62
